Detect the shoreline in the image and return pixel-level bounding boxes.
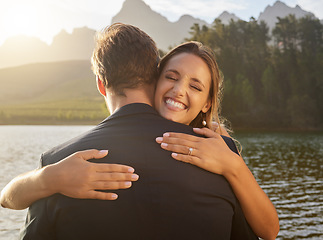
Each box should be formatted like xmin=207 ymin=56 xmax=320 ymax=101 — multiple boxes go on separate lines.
xmin=231 ymin=127 xmax=323 ymax=133
xmin=0 ymin=123 xmax=322 ymax=132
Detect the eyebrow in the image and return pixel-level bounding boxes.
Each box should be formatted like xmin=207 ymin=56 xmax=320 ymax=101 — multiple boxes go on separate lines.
xmin=191 ymin=78 xmax=206 ymax=89
xmin=165 ymin=69 xmax=206 ymax=89
xmin=165 ymin=69 xmax=179 ymax=75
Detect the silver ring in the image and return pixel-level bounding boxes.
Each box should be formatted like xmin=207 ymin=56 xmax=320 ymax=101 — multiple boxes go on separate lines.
xmin=188 ymin=147 xmax=193 ymax=156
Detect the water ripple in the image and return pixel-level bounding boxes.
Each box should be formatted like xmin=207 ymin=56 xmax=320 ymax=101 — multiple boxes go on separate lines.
xmin=0 ymin=127 xmax=322 ymax=239
xmin=235 ymin=131 xmax=323 ymax=240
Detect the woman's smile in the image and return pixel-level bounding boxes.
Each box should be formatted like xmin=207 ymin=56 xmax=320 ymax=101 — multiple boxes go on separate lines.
xmin=164 ymin=97 xmax=187 ymax=111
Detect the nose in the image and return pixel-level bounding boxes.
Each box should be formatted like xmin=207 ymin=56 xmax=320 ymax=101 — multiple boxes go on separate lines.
xmin=172 ymin=80 xmax=186 ymax=97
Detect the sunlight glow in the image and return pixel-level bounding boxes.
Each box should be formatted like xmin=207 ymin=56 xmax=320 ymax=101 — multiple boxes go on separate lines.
xmin=2 ymin=4 xmax=41 ymax=38
xmin=0 ymin=0 xmax=322 ymax=47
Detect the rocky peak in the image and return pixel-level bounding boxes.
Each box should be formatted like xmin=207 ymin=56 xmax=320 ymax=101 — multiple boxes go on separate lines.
xmin=258 ymin=0 xmax=316 ymax=32
xmin=217 ymin=11 xmax=240 ymax=24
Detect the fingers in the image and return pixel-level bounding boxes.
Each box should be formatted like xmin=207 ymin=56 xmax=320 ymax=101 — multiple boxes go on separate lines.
xmin=86 ymin=191 xmax=119 ymax=201
xmin=88 ymin=173 xmax=139 ymax=197
xmin=160 ymin=132 xmax=200 ymax=142
xmin=159 ymin=141 xmax=197 ymax=156
xmin=211 ymin=121 xmax=219 ymax=131
xmin=94 ymin=163 xmax=135 ymax=174
xmin=156 ymin=130 xmax=218 ymax=146
xmin=74 ymin=149 xmax=109 ymax=161
xmin=94 ymin=172 xmax=139 ymax=182
xmin=193 ymin=127 xmax=219 ymax=138
xmin=156 ymin=137 xmax=195 ymax=149
xmin=156 ymin=132 xmax=201 ymax=155
xmin=171 ymin=152 xmax=198 ymax=165
xmin=155 ymin=132 xmax=202 ymax=149
xmin=93 ymin=180 xmax=133 ymax=190
xmin=72 ymin=150 xmax=136 ymax=174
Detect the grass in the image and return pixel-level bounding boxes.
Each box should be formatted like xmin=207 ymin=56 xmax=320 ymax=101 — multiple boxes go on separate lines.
xmin=0 ymin=99 xmax=109 ymax=125
xmin=0 ymin=60 xmax=111 ymax=125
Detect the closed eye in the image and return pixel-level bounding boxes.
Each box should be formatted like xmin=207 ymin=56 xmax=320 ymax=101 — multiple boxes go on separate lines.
xmin=165 ymin=69 xmax=179 ymax=81
xmin=191 ymin=78 xmax=206 ymax=90
xmin=166 ymin=76 xmax=177 ymax=81
xmin=191 ymin=85 xmax=202 ymax=91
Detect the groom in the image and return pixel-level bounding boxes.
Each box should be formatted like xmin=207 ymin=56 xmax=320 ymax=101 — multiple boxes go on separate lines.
xmin=20 ymin=23 xmax=257 ymax=240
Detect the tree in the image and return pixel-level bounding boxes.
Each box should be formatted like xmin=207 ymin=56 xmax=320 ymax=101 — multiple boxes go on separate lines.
xmin=186 ymin=15 xmax=323 ymax=129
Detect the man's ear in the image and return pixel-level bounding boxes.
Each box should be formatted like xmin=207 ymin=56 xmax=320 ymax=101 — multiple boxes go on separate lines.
xmin=96 ymin=76 xmax=106 ymax=97
xmin=201 ymin=98 xmax=211 ymax=113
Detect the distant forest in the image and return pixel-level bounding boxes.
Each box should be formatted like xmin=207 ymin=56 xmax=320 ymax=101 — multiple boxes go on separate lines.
xmin=184 ymin=15 xmax=322 ymax=130
xmin=1 ymin=15 xmax=322 ymax=129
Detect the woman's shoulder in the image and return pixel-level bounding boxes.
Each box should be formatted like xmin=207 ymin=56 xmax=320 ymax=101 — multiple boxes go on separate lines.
xmin=220 ymin=135 xmax=239 ymax=155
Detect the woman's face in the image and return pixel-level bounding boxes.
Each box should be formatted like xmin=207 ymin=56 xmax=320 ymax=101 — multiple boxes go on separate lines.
xmin=154 ymin=52 xmax=212 ymax=125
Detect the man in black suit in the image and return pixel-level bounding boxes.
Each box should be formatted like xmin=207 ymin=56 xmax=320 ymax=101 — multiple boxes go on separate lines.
xmin=20 ymin=23 xmax=257 ymax=240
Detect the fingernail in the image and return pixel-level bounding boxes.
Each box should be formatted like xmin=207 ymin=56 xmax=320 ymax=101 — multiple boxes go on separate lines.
xmin=163 ymin=133 xmax=170 ymax=137
xmin=193 ymin=128 xmax=200 ymax=131
xmin=172 ymin=153 xmax=177 ymax=157
xmin=132 ymin=174 xmax=139 ymax=180
xmin=125 ymin=181 xmax=131 ymax=187
xmin=111 ymin=194 xmax=118 ymax=199
xmin=156 ymin=137 xmax=163 ymax=143
xmin=99 ymin=150 xmax=109 ymax=154
xmin=161 ymin=143 xmax=168 ymax=148
xmin=128 ymin=167 xmax=135 ymax=173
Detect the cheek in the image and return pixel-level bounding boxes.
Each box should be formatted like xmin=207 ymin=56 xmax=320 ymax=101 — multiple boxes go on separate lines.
xmin=154 ymin=81 xmax=166 ymax=107
xmin=155 ymin=80 xmax=170 ymax=98
xmin=191 ymin=94 xmax=209 ymax=111
xmin=154 ymin=86 xmax=162 ymax=104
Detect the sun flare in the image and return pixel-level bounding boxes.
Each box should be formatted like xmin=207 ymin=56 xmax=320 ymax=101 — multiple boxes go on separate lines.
xmin=2 ymin=4 xmax=42 ymax=38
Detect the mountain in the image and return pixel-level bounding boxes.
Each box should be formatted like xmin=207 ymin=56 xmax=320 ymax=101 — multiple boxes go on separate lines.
xmin=111 ymin=0 xmax=209 ymax=50
xmin=0 ymin=36 xmax=50 ymax=69
xmin=258 ymin=1 xmax=316 ymax=32
xmin=217 ymin=11 xmax=240 ymax=25
xmin=0 ymin=27 xmax=95 ymax=69
xmin=0 ymin=0 xmax=321 ymax=69
xmin=49 ymin=27 xmax=96 ymax=62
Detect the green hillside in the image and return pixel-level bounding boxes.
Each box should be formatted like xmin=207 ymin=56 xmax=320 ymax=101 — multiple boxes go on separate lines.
xmin=0 ymin=60 xmax=108 ymax=124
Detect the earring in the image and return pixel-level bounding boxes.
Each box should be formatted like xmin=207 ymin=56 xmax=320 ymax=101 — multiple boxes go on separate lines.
xmin=202 ymin=113 xmax=207 ymax=126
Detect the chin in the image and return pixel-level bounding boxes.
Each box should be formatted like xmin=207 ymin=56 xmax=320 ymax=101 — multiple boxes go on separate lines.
xmin=165 ymin=116 xmax=177 ymax=122
xmin=160 ymin=111 xmax=186 ymax=124
xmin=162 ymin=114 xmax=178 ymax=123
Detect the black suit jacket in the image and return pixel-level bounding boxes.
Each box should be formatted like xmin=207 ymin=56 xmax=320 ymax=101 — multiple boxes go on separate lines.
xmin=20 ymin=103 xmax=258 ymax=240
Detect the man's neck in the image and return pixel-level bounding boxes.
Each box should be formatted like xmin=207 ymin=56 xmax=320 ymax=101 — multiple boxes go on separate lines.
xmin=105 ymin=85 xmax=155 ymax=115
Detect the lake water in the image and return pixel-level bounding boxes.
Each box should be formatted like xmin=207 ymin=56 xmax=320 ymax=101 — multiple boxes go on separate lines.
xmin=0 ymin=126 xmax=322 ymax=239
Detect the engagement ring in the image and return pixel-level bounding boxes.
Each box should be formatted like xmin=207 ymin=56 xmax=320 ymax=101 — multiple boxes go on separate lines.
xmin=188 ymin=147 xmax=193 ymax=156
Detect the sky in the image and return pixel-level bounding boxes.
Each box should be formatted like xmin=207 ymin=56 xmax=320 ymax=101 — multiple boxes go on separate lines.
xmin=0 ymin=0 xmax=322 ymax=46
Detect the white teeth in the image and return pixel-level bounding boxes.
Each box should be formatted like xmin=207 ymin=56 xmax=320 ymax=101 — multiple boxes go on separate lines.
xmin=166 ymin=98 xmax=185 ymax=110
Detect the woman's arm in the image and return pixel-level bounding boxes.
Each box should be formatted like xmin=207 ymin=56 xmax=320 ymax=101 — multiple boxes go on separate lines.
xmin=155 ymin=128 xmax=279 ymax=240
xmin=0 ymin=149 xmax=139 ymax=210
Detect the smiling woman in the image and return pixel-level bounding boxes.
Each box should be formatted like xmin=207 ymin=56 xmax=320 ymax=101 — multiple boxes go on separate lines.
xmin=154 ymin=52 xmax=212 ymax=126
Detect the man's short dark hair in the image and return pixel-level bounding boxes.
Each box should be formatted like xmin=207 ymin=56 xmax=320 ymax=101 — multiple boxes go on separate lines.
xmin=91 ymin=23 xmax=159 ymax=95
